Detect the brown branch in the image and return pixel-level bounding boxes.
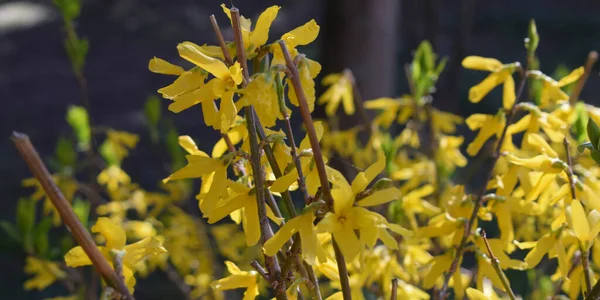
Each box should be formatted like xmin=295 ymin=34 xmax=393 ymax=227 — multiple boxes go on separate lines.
xmin=278 ymin=41 xmax=331 ymax=203
xmin=209 ymin=15 xmax=234 ymax=66
xmin=570 ymin=50 xmax=598 ymax=105
xmin=12 ymin=132 xmax=133 ymax=299
xmin=332 ymin=240 xmax=352 ymax=300
xmin=390 ymin=278 xmax=398 ymax=300
xmin=251 ymin=260 xmax=271 ymax=282
xmin=481 ymin=231 xmax=516 ymax=300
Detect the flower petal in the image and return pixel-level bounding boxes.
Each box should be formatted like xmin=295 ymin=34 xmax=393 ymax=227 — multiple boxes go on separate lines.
xmin=462 ymin=56 xmax=503 ymax=72
xmin=148 ymin=57 xmax=184 ymax=75
xmin=177 ymin=42 xmax=230 ymax=79
xmin=92 ymin=217 xmax=126 ymax=250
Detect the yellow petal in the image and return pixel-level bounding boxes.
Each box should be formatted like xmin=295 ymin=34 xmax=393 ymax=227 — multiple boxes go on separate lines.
xmin=505 ymin=154 xmax=561 ymax=173
xmin=92 ymin=217 xmax=126 ymax=250
xmin=177 ymin=42 xmax=230 ymax=79
xmin=567 ymin=200 xmax=590 ymax=242
xmin=299 ymin=121 xmax=324 ymax=150
xmin=524 ymin=234 xmax=554 ymax=267
xmin=469 ymin=71 xmax=509 ymax=103
xmin=122 ymin=237 xmax=168 ymax=267
xmin=351 ymin=151 xmax=385 ymax=194
xmin=148 ymin=57 xmax=184 ymax=75
xmin=502 ymin=73 xmax=515 ymax=110
xmin=163 ymin=155 xmax=222 ymax=183
xmin=250 ymin=6 xmax=280 ymax=48
xmin=333 ymin=226 xmax=361 ymax=262
xmin=213 ymin=124 xmax=245 ymax=158
xmin=158 ymin=69 xmax=205 ymax=99
xmin=219 ymin=90 xmax=238 ymax=133
xmin=557 ymin=66 xmax=584 ymax=87
xmin=332 ymin=182 xmax=354 ymax=214
xmin=64 ymin=246 xmax=92 ymax=267
xmin=462 ymin=56 xmax=503 ymax=72
xmin=243 ymin=199 xmax=261 ymax=246
xmin=168 ymin=79 xmax=219 ymax=113
xmin=270 ymin=168 xmax=299 ymax=193
xmin=178 ymin=135 xmax=208 ymax=156
xmin=357 ymin=188 xmax=400 ymax=207
xmin=282 ymin=19 xmax=320 ymax=48
xmin=466 ymin=287 xmax=490 ymax=300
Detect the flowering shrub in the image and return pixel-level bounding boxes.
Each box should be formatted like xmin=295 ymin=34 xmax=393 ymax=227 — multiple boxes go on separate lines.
xmin=8 ymin=2 xmax=600 ymax=300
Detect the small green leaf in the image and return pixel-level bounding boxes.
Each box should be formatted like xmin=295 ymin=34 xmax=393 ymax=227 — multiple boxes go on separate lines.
xmin=34 ymin=217 xmax=53 ymax=258
xmin=587 ymin=119 xmax=600 ymax=150
xmin=72 ymin=197 xmax=91 ymax=228
xmin=16 ymin=198 xmax=36 ymax=253
xmin=525 ymin=19 xmax=539 ymax=57
xmin=53 ymin=0 xmax=81 ymax=21
xmin=592 ymin=150 xmax=600 ymax=165
xmin=165 ymin=122 xmax=185 ymax=171
xmin=55 ymin=136 xmax=77 ymax=168
xmin=574 ymin=102 xmax=589 ymax=143
xmin=0 ymin=221 xmax=21 ymax=243
xmin=144 ymin=95 xmax=162 ymax=127
xmin=99 ymin=140 xmax=120 ymax=166
xmin=66 ymin=105 xmax=91 ymax=150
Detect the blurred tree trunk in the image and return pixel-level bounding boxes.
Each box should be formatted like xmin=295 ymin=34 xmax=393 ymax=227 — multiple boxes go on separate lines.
xmin=320 ymin=0 xmax=400 ymax=104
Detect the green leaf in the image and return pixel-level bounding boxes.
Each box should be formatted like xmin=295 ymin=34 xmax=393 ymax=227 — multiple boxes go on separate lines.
xmin=53 ymin=0 xmax=81 ymax=21
xmin=574 ymin=102 xmax=589 ymax=143
xmin=525 ymin=19 xmax=539 ymax=57
xmin=72 ymin=197 xmax=91 ymax=228
xmin=0 ymin=221 xmax=21 ymax=244
xmin=55 ymin=136 xmax=77 ymax=168
xmin=66 ymin=105 xmax=91 ymax=150
xmin=34 ymin=217 xmax=53 ymax=258
xmin=99 ymin=140 xmax=120 ymax=166
xmin=592 ymin=150 xmax=600 ymax=165
xmin=587 ymin=118 xmax=600 ymax=150
xmin=144 ymin=95 xmax=162 ymax=128
xmin=165 ymin=122 xmax=185 ymax=171
xmin=16 ymin=198 xmax=36 ymax=253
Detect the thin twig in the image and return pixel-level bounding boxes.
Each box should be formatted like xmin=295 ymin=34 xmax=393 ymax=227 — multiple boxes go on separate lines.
xmin=481 ymin=231 xmax=516 ymax=300
xmin=278 ymin=41 xmax=331 ymax=204
xmin=165 ymin=264 xmax=193 ymax=300
xmin=12 ymin=132 xmax=133 ymax=299
xmin=280 ymin=40 xmax=351 ymax=299
xmin=569 ymin=50 xmax=598 ymax=105
xmin=390 ymin=278 xmax=398 ymax=300
xmin=438 ymin=70 xmax=528 ymax=299
xmin=230 ymin=8 xmax=250 ymax=81
xmin=209 ymin=15 xmax=234 ymax=66
xmin=251 ymin=260 xmax=271 ymax=282
xmin=553 ymin=252 xmax=581 ymax=297
xmin=343 ymin=69 xmax=372 ymax=137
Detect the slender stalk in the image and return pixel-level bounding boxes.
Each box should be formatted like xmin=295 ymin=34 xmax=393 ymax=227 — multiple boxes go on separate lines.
xmin=280 ymin=40 xmax=352 ymax=299
xmin=569 ymin=50 xmax=598 ymax=105
xmin=12 ymin=132 xmax=133 ymax=299
xmin=481 ymin=231 xmax=516 ymax=300
xmin=390 ymin=278 xmax=398 ymax=300
xmin=553 ymin=252 xmax=581 ymax=297
xmin=209 ymin=15 xmax=234 ymax=66
xmin=582 ymin=246 xmax=593 ymax=296
xmin=251 ymin=260 xmax=270 ymax=282
xmin=438 ymin=71 xmax=528 ymax=299
xmin=332 ymin=240 xmax=352 ymax=300
xmin=278 ymin=41 xmax=331 ymax=203
xmin=230 ymin=8 xmax=250 ymax=81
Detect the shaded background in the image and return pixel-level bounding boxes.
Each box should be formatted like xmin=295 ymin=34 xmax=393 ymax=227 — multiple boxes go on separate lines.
xmin=2 ymin=0 xmax=600 ymax=298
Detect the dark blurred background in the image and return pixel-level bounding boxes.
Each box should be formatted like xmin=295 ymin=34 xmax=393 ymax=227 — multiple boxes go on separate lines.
xmin=2 ymin=0 xmax=600 ymax=298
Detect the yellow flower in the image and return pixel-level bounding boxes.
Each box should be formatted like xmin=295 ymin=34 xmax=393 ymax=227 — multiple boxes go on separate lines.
xmin=23 ymin=256 xmax=66 ymax=290
xmin=566 ymin=199 xmax=600 ymax=249
xmin=221 ymin=5 xmax=280 ymax=57
xmin=170 ymin=42 xmax=243 ymax=132
xmin=364 ymin=97 xmax=413 ymax=128
xmin=164 ymin=136 xmax=229 ymax=214
xmin=318 ymin=72 xmax=354 ymax=116
xmin=64 ymin=218 xmax=167 ymax=293
xmin=436 ymin=134 xmax=467 ymax=172
xmin=529 ymin=66 xmax=584 ymax=106
xmin=316 ymin=152 xmax=411 ymax=261
xmin=505 ymin=153 xmax=565 ymax=173
xmin=507 ymin=103 xmax=567 ymax=143
xmin=518 ymin=228 xmax=568 ymax=275
xmin=211 ymin=261 xmax=259 ymax=300
xmin=238 ymin=73 xmax=281 ymax=127
xmin=263 ymin=212 xmax=326 ymax=265
xmin=205 ymin=181 xmax=283 ymax=246
xmin=462 ymin=56 xmax=518 ymax=110
xmin=97 ymin=165 xmax=131 ymax=193
xmin=103 ymin=129 xmax=139 ymax=163
xmin=465 ymin=113 xmax=506 ymax=156
xmin=270 ymin=20 xmax=321 ymax=112
xmin=148 ymin=57 xmax=184 ymax=75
